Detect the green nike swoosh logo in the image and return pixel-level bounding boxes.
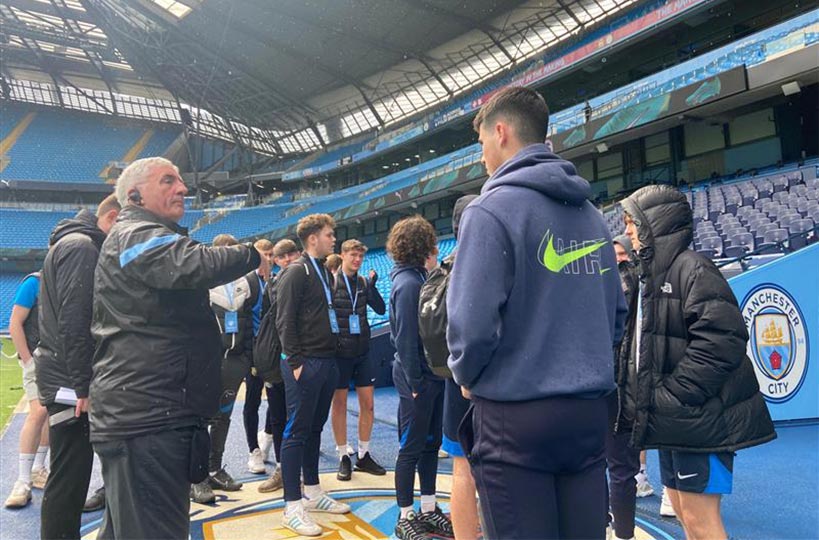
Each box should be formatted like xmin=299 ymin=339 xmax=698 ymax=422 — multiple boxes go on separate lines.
xmin=542 ymin=234 xmax=607 ymax=273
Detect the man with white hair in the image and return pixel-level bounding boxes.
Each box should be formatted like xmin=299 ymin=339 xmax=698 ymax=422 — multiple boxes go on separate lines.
xmin=89 ymin=157 xmax=261 ymax=538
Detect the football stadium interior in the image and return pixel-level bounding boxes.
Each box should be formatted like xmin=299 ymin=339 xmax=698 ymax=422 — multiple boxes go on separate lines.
xmin=0 ymin=0 xmax=817 ymax=538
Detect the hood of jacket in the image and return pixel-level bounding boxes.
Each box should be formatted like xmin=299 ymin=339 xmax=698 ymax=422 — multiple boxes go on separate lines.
xmin=482 ymin=143 xmax=592 ymax=206
xmin=389 ymin=264 xmax=426 ymax=283
xmin=620 ymin=185 xmax=693 ymax=278
xmin=49 ymin=209 xmax=106 ymax=248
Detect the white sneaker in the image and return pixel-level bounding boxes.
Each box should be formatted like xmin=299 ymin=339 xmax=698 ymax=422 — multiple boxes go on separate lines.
xmin=635 ymin=471 xmax=654 ymax=498
xmin=282 ymin=505 xmax=322 ymax=536
xmin=303 ymin=492 xmax=351 ymax=514
xmin=660 ymin=487 xmax=677 ymax=518
xmin=5 ymin=481 xmax=32 ymax=508
xmin=31 ymin=468 xmax=49 ymax=490
xmin=258 ymin=431 xmax=274 ymax=462
xmin=247 ymin=448 xmax=266 ymax=474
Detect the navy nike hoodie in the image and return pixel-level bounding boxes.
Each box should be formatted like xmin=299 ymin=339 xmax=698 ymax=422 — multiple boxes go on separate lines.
xmin=390 ymin=265 xmax=440 ymax=393
xmin=446 ymin=144 xmax=627 ymax=401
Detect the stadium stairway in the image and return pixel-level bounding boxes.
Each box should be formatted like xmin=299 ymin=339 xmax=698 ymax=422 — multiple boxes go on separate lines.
xmin=0 ymin=112 xmax=36 ymax=174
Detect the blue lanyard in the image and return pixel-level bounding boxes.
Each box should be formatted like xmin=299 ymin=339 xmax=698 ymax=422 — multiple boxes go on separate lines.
xmin=308 ymin=256 xmax=333 ymax=307
xmin=225 ymin=281 xmax=235 ymax=307
xmin=342 ymin=272 xmax=359 ymax=311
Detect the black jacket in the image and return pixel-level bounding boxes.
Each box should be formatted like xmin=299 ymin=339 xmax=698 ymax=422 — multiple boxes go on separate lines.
xmin=332 ymin=269 xmax=385 ymax=358
xmin=89 ymin=206 xmax=259 ymax=442
xmin=276 ymin=255 xmax=338 ymax=368
xmin=614 ymin=259 xmax=639 ymax=389
xmin=619 ymin=186 xmax=776 ymax=453
xmin=35 ymin=211 xmax=106 ymax=405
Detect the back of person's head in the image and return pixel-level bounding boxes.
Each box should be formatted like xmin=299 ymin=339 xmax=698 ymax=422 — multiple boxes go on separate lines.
xmin=96 ymin=193 xmax=122 ymax=217
xmin=452 ymin=194 xmax=479 ymax=239
xmin=613 ymin=234 xmax=633 ymax=254
xmin=325 ymin=254 xmax=342 ymax=272
xmin=296 ymin=213 xmax=335 ymax=247
xmin=254 ymin=238 xmax=273 ymax=252
xmin=341 ymin=239 xmax=368 ymax=254
xmin=115 ymin=157 xmax=176 ymax=207
xmin=472 ymin=87 xmax=550 ymax=145
xmin=213 ymin=234 xmax=238 ymax=247
xmin=386 ymin=215 xmax=437 ymax=267
xmin=273 ymin=239 xmax=299 ymax=258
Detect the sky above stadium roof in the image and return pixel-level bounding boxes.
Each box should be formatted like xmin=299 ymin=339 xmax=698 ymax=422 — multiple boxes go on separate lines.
xmin=0 ymin=0 xmax=639 ymax=156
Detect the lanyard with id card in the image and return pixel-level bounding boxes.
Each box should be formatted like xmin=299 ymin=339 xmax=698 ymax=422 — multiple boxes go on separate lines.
xmin=224 ymin=282 xmax=239 ymax=334
xmin=309 ymin=257 xmax=340 ymax=334
xmin=342 ymin=273 xmax=361 ymax=335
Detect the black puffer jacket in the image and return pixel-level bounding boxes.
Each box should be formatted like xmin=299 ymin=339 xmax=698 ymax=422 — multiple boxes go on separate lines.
xmin=90 ymin=206 xmax=260 ymax=442
xmin=35 ymin=211 xmax=106 ymax=405
xmin=619 ymin=185 xmax=775 ymax=453
xmin=332 ymin=270 xmax=386 ymax=359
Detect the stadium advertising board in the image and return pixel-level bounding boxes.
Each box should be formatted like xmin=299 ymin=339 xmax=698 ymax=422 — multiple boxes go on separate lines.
xmin=728 ymin=243 xmax=819 ymax=421
xmin=552 ymin=66 xmax=748 ymax=152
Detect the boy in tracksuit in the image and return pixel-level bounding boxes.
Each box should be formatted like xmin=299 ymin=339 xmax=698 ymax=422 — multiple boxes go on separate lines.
xmin=388 ymin=215 xmax=454 ymax=540
xmin=276 ymin=214 xmax=350 ymax=537
xmin=447 ymin=87 xmax=627 ymax=539
xmin=192 ymin=234 xmax=258 ymax=504
xmin=330 ymin=239 xmax=387 ymax=481
xmin=244 ymin=239 xmax=275 ymax=475
xmin=257 ymin=238 xmax=301 ymax=494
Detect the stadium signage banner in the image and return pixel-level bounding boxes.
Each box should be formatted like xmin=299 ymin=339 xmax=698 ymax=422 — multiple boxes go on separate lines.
xmin=551 ymin=66 xmax=748 ymax=152
xmin=460 ymin=0 xmax=711 ymax=115
xmin=729 ymin=243 xmax=818 ymax=421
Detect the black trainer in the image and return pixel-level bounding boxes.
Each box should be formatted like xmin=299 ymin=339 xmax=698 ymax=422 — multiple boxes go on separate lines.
xmin=337 ymin=454 xmax=352 ymax=481
xmin=207 ymin=468 xmax=243 ymax=491
xmin=82 ymin=487 xmax=105 ymax=513
xmin=417 ymin=505 xmax=454 ymax=538
xmin=354 ymin=452 xmax=386 ymax=476
xmin=190 ymin=481 xmax=216 ymax=504
xmin=395 ymin=511 xmax=429 ymax=540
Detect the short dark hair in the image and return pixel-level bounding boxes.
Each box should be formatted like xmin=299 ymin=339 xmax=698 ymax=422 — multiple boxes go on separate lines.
xmin=273 ymin=239 xmax=299 ymax=257
xmin=473 ymin=87 xmax=550 ymax=145
xmin=386 ymin=215 xmax=437 ymax=267
xmin=296 ymin=213 xmax=335 ymax=246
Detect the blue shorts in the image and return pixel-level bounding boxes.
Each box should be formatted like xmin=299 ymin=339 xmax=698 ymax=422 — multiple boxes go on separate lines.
xmin=659 ymin=450 xmax=734 ymax=494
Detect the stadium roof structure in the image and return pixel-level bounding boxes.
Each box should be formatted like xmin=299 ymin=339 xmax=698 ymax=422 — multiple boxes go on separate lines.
xmin=1 ymin=0 xmax=640 ymax=157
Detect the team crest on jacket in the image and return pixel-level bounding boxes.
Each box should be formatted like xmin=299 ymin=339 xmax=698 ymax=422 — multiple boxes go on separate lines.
xmin=741 ymin=284 xmax=809 ymax=403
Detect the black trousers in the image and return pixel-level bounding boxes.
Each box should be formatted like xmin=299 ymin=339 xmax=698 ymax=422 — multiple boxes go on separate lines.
xmin=280 ymin=357 xmax=338 ymax=502
xmin=41 ymin=405 xmax=93 ymax=540
xmin=605 ymin=393 xmax=640 ymax=540
xmin=208 ymin=353 xmax=251 ymax=471
xmin=244 ymin=372 xmax=282 ymax=452
xmin=93 ymin=428 xmax=193 ymax=540
xmin=393 ymin=362 xmax=444 ymax=508
xmin=465 ymin=395 xmax=608 ymax=540
xmin=264 ymin=381 xmax=287 ymax=463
